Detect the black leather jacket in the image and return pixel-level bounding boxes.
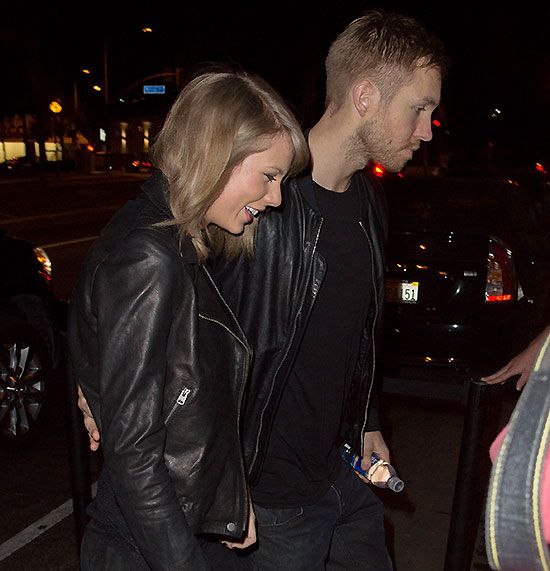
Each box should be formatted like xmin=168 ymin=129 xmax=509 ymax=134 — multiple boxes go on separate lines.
xmin=212 ymin=169 xmax=388 ymax=484
xmin=68 ymin=176 xmax=251 ymax=570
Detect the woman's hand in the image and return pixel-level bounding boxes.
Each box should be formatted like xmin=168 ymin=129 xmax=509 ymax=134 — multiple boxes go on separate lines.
xmin=77 ymin=385 xmax=101 ymax=451
xmin=221 ymin=494 xmax=257 ymax=550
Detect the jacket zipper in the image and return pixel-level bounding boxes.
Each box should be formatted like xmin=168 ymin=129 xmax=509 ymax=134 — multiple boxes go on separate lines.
xmin=165 ymin=387 xmax=192 ymax=424
xmin=358 ymin=219 xmax=379 ymax=443
xmin=177 ymin=387 xmax=191 ymax=404
xmin=201 ymin=266 xmax=251 ymax=534
xmin=201 ymin=267 xmax=250 ymax=351
xmin=249 ymin=217 xmax=324 ymax=474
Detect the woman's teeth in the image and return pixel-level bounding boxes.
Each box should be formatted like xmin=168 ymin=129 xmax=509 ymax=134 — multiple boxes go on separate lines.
xmin=245 ymin=206 xmax=259 ymax=217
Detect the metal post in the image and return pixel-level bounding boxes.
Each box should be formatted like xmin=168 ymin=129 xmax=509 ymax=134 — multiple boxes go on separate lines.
xmin=103 ymin=39 xmax=109 ymax=105
xmin=444 ymin=379 xmax=491 ymax=570
xmin=73 ymin=77 xmax=79 ymax=112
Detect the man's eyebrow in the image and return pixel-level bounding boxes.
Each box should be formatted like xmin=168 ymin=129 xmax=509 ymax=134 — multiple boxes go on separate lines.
xmin=420 ymin=97 xmax=439 ymax=107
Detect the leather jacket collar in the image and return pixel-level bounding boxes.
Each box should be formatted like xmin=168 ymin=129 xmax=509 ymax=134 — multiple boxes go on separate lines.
xmin=140 ymin=172 xmax=198 ymax=265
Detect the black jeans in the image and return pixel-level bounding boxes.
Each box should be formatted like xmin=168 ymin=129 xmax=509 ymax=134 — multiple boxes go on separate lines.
xmin=81 ymin=462 xmax=392 ymax=570
xmin=250 ymin=462 xmax=393 ymax=571
xmin=80 ymin=519 xmax=150 ymax=570
xmin=80 ymin=518 xmax=253 ymax=570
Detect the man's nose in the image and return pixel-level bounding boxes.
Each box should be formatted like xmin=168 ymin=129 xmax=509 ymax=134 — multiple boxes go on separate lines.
xmin=416 ymin=116 xmax=433 ymax=142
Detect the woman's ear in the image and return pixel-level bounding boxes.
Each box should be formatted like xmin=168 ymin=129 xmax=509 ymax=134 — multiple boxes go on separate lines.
xmin=353 ymin=80 xmax=380 ymax=117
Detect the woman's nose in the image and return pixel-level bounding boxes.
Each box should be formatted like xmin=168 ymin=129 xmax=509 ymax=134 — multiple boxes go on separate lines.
xmin=265 ymin=182 xmax=282 ymax=208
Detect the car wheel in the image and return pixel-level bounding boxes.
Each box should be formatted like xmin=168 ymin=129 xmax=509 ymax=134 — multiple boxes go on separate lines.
xmin=0 ymin=319 xmax=54 ymax=450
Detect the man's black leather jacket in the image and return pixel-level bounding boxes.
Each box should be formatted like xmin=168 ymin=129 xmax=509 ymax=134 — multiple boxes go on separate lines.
xmin=212 ymin=169 xmax=388 ymax=484
xmin=68 ymin=177 xmax=251 ymax=570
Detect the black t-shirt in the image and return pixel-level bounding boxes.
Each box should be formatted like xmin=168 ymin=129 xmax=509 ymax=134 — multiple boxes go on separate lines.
xmin=252 ymin=175 xmax=373 ymax=507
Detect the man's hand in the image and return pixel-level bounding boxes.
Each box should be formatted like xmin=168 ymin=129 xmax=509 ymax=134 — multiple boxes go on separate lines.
xmin=77 ymin=385 xmax=101 ymax=451
xmin=220 ymin=495 xmax=257 ymax=550
xmin=360 ymin=430 xmax=390 ymax=474
xmin=481 ymin=325 xmax=550 ymax=391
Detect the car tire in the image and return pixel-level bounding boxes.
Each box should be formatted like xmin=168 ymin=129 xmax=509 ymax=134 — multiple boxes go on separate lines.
xmin=0 ymin=319 xmax=54 ymax=450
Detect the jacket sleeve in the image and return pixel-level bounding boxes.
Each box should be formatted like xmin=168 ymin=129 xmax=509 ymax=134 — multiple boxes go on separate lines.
xmin=364 ymin=379 xmax=381 ymax=432
xmin=366 ymin=171 xmax=388 ymax=433
xmin=90 ymin=232 xmax=210 ymax=570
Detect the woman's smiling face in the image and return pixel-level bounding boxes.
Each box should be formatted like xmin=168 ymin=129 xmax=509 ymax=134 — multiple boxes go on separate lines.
xmin=204 ymin=133 xmax=293 ymax=235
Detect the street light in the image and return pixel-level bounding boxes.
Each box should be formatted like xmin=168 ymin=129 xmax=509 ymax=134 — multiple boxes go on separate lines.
xmin=102 ymin=26 xmax=154 ymax=106
xmin=73 ymin=68 xmax=99 ymax=112
xmin=103 ymin=39 xmax=109 ymax=104
xmin=48 ymin=100 xmax=63 ymax=164
xmin=49 ymin=101 xmax=62 ymax=114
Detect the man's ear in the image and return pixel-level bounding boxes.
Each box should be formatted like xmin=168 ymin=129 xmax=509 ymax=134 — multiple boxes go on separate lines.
xmin=353 ymin=80 xmax=380 ymax=117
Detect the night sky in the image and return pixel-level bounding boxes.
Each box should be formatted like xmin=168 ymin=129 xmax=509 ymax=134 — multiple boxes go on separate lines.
xmin=2 ymin=2 xmax=549 ymax=167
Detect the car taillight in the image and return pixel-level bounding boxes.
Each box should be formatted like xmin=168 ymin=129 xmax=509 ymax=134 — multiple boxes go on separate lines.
xmin=485 ymin=238 xmax=516 ymax=302
xmin=373 ymin=163 xmax=385 ymax=177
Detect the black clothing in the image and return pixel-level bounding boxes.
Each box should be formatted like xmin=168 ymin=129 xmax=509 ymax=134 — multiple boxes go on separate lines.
xmin=212 ymin=168 xmax=388 ymax=487
xmin=68 ymin=175 xmax=251 ymax=570
xmin=251 ymin=462 xmax=392 ymax=570
xmin=253 ymin=176 xmax=373 ymax=507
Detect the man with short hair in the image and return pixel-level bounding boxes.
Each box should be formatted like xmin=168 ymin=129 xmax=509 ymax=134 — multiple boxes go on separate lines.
xmin=214 ymin=10 xmax=448 ymax=569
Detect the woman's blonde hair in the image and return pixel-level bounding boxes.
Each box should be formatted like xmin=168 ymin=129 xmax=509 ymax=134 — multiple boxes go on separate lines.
xmin=152 ymin=69 xmax=310 ymax=261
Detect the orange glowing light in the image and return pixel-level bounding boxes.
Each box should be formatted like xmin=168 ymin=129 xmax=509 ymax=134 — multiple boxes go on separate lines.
xmin=373 ymin=163 xmax=385 ymax=177
xmin=486 ymin=294 xmax=513 ymax=302
xmin=49 ymin=101 xmax=62 ymax=113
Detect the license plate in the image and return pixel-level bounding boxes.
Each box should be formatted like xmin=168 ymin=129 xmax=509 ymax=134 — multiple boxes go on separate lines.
xmin=385 ymin=279 xmax=419 ymax=303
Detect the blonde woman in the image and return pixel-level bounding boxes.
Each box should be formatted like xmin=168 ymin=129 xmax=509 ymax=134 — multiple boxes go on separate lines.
xmin=68 ymin=70 xmax=309 ymax=570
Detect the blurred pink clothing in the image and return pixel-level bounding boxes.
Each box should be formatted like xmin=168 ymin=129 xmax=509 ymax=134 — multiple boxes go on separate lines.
xmin=490 ymin=425 xmax=550 ymax=543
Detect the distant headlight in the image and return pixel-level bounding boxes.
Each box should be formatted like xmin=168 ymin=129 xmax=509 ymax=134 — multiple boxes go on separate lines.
xmin=33 ymin=247 xmax=52 ymax=281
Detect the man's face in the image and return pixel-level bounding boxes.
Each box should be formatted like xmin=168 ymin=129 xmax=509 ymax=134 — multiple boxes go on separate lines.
xmin=357 ymin=64 xmax=442 ymax=172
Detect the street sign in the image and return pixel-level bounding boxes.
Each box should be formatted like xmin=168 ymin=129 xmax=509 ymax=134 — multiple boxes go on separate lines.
xmin=143 ymin=85 xmax=166 ymax=95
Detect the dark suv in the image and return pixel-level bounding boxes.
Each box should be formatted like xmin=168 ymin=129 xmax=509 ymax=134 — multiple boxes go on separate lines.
xmin=0 ymin=228 xmax=66 ymax=449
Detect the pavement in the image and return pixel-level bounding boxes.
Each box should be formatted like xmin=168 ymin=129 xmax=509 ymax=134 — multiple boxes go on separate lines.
xmin=1 ymin=369 xmax=519 ymax=571
xmin=378 ymin=375 xmax=516 ymax=571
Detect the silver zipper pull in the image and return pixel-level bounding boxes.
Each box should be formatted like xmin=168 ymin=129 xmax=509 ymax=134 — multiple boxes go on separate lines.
xmin=176 ymin=387 xmax=191 ymax=405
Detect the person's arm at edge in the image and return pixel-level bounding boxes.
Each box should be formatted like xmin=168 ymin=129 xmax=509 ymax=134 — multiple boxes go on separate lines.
xmin=481 ymin=324 xmax=550 ymax=390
